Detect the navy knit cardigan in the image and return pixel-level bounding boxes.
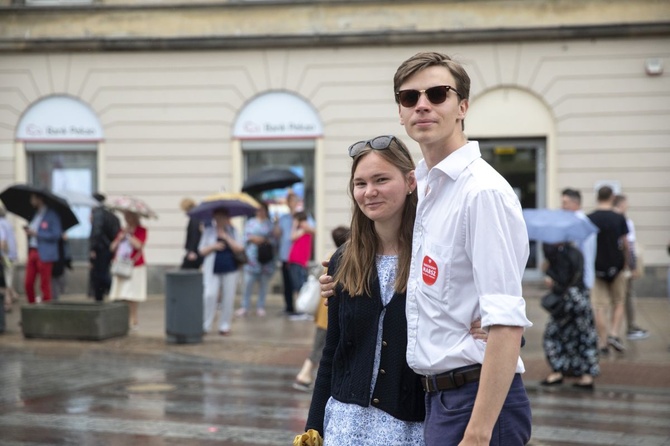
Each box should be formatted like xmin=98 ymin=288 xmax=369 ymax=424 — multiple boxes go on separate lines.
xmin=305 ymin=247 xmax=425 ymax=435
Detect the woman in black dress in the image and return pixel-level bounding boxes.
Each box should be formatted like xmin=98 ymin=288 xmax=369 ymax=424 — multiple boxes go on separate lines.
xmin=541 ymin=242 xmax=600 ymax=389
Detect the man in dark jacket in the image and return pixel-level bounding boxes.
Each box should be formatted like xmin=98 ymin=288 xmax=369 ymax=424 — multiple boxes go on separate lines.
xmin=89 ymin=193 xmax=120 ymax=301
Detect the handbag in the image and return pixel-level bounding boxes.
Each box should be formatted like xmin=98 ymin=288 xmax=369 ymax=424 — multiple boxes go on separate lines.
xmin=257 ymin=241 xmax=274 ymax=264
xmin=296 ymin=275 xmax=321 ymax=315
xmin=111 ymin=257 xmax=134 ymax=278
xmin=233 ymin=250 xmax=248 ymax=267
xmin=541 ymin=291 xmax=566 ymax=318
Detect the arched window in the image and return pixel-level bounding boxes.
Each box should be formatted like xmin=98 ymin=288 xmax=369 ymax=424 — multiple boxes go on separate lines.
xmin=16 ymin=95 xmax=103 ymax=261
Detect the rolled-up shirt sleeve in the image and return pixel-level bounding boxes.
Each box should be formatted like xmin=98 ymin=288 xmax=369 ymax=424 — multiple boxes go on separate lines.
xmin=466 ymin=189 xmax=532 ymax=330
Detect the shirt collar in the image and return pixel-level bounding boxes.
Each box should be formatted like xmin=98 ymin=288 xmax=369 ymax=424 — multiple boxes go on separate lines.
xmin=416 ymin=140 xmax=481 ymax=182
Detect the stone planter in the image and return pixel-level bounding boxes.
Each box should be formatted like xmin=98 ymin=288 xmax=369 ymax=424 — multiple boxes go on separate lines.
xmin=21 ymin=302 xmax=129 ymax=341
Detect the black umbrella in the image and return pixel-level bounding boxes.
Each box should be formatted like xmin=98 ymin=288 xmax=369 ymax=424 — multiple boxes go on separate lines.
xmin=0 ymin=184 xmax=79 ymax=230
xmin=241 ymin=167 xmax=302 ymax=194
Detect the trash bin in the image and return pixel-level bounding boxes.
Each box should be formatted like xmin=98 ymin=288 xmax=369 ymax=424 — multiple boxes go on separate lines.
xmin=165 ymin=269 xmax=203 ymax=344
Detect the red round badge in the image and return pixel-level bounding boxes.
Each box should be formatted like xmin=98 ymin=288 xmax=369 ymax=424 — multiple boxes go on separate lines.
xmin=422 ymin=255 xmax=438 ymax=285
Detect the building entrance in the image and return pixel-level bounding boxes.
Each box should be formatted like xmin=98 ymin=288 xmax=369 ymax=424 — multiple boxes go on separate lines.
xmin=478 ymin=138 xmax=546 ymax=278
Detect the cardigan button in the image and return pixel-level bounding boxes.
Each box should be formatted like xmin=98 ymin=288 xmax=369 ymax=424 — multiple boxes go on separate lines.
xmin=382 ymin=341 xmax=388 ymax=347
xmin=372 ymin=398 xmax=380 ymax=404
xmin=379 ymin=369 xmax=386 ymax=375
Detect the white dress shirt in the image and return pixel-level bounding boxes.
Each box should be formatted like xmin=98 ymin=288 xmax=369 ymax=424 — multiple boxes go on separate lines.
xmin=406 ymin=141 xmax=532 ymax=376
xmin=575 ymin=210 xmax=596 ymax=289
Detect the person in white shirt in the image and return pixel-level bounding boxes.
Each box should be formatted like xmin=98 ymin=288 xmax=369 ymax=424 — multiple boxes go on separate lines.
xmin=561 ymin=188 xmax=597 ymax=290
xmin=0 ymin=206 xmax=19 ymax=310
xmin=612 ymin=194 xmax=649 ymax=340
xmin=396 ymin=52 xmax=532 ymax=445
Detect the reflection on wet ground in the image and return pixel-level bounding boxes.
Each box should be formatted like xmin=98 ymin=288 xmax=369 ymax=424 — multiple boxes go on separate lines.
xmin=1 ymin=288 xmax=669 ymax=445
xmin=2 ymin=345 xmax=670 ymax=445
xmin=0 ymin=348 xmax=311 ymax=445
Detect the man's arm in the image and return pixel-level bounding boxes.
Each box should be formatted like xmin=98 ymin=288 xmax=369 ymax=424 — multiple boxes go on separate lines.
xmin=460 ymin=325 xmax=523 ymax=445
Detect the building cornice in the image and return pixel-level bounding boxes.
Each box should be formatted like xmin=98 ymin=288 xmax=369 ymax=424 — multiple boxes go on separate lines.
xmin=1 ymin=23 xmax=669 ymax=53
xmin=1 ymin=0 xmax=669 ymax=52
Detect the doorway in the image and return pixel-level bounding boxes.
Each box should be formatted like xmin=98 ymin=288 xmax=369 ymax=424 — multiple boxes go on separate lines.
xmin=478 ymin=138 xmax=546 ymax=278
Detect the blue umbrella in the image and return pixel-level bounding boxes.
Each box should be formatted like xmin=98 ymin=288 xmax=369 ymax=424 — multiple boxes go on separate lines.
xmin=522 ymin=208 xmax=599 ymax=244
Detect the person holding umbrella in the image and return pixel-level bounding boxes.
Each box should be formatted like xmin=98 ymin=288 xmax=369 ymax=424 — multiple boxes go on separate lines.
xmin=23 ymin=193 xmax=63 ymax=304
xmin=198 ymin=207 xmax=246 ymax=335
xmin=109 ymin=210 xmax=148 ymax=329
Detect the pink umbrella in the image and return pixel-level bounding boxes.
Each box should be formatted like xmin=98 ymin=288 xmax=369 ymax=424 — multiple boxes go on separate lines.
xmin=109 ymin=195 xmax=158 ymax=219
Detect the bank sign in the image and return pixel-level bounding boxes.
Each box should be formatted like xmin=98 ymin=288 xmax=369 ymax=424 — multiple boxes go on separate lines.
xmin=234 ymin=91 xmax=322 ymax=140
xmin=16 ymin=96 xmax=104 ymax=142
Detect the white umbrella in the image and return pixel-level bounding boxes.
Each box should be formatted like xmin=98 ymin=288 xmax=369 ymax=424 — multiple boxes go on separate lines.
xmin=56 ymin=189 xmax=100 ymax=207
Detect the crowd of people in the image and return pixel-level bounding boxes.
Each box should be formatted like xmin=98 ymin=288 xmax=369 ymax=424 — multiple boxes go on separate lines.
xmin=176 ymin=189 xmax=318 ymax=336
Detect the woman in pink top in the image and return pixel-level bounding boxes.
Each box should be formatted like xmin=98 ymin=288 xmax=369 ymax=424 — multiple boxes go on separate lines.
xmin=287 ymin=210 xmax=313 ymax=311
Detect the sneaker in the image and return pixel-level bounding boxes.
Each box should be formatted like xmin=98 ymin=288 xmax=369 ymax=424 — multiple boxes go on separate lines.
xmin=234 ymin=308 xmax=247 ymax=318
xmin=256 ymin=308 xmax=266 ymax=317
xmin=626 ymin=328 xmax=650 ymax=340
xmin=607 ymin=336 xmax=626 ymax=352
xmin=288 ymin=312 xmax=312 ymax=321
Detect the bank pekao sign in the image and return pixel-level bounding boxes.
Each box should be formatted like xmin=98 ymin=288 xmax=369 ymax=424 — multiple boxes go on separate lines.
xmin=233 ymin=91 xmax=322 ymax=140
xmin=16 ymin=95 xmax=104 ymax=142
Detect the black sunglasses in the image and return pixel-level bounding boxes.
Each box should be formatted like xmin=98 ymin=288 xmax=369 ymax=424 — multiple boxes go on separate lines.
xmin=395 ymin=85 xmax=462 ymax=108
xmin=348 ymin=135 xmax=408 ymax=158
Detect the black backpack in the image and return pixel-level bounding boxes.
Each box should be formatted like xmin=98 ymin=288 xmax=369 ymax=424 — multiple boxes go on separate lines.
xmin=102 ymin=207 xmax=121 ymax=245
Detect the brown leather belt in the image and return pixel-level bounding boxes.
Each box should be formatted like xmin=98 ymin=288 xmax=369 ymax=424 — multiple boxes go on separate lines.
xmin=421 ymin=365 xmax=482 ymax=392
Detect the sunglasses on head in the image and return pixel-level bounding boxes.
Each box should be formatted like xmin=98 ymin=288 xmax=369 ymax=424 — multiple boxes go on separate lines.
xmin=348 ymin=135 xmax=409 ymax=158
xmin=395 ymin=85 xmax=462 ymax=108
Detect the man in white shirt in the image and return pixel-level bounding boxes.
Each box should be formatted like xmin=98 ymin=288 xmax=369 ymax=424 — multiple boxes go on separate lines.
xmin=561 ymin=188 xmax=596 ymax=290
xmin=395 ymin=52 xmax=532 ymax=445
xmin=613 ymin=194 xmax=649 ymax=340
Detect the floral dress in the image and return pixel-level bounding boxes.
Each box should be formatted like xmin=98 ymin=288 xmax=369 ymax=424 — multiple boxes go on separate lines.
xmin=242 ymin=217 xmax=275 ymax=275
xmin=543 ymin=243 xmax=600 ymax=378
xmin=322 ymin=254 xmax=425 ymax=446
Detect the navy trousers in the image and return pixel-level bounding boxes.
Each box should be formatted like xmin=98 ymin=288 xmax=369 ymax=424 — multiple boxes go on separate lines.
xmin=424 ymin=373 xmax=532 ymax=445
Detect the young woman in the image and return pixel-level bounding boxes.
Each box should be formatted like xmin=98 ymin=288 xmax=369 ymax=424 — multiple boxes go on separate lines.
xmin=109 ymin=210 xmax=147 ymax=329
xmin=237 ymin=202 xmax=276 ymax=317
xmin=541 ymin=242 xmax=599 ymax=389
xmin=198 ymin=208 xmax=245 ymax=335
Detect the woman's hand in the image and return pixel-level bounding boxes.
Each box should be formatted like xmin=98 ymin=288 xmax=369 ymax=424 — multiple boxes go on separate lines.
xmin=470 ymin=319 xmax=488 ymax=342
xmin=319 ymin=273 xmax=334 ymax=297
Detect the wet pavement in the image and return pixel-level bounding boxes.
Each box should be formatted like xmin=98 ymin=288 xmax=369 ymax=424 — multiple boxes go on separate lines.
xmin=1 ymin=284 xmax=669 ymax=445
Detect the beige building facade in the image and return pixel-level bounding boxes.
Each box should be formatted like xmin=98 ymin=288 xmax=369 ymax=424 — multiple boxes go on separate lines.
xmin=1 ymin=0 xmax=669 ymax=295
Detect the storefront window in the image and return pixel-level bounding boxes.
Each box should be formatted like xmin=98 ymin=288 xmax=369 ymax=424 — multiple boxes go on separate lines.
xmin=243 ymin=142 xmax=315 ymax=218
xmin=27 ymin=143 xmax=98 ymax=262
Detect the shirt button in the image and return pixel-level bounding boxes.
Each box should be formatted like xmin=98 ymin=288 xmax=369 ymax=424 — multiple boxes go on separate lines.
xmin=372 ymin=398 xmax=380 ymax=404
